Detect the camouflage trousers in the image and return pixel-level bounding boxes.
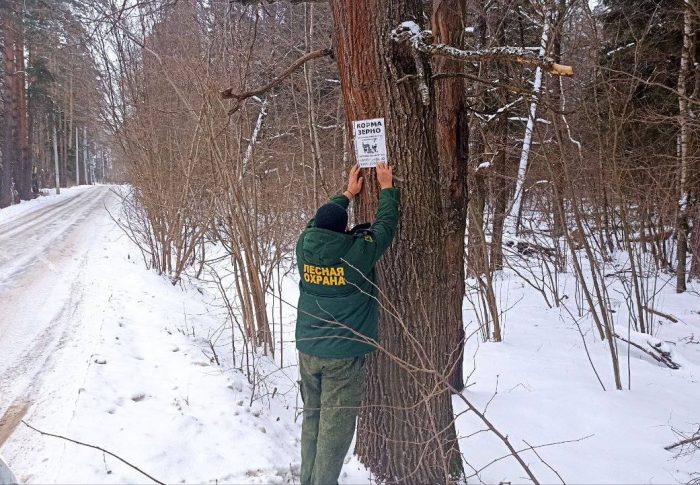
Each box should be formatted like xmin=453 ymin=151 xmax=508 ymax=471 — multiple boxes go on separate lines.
xmin=298 ymin=352 xmax=365 ymax=485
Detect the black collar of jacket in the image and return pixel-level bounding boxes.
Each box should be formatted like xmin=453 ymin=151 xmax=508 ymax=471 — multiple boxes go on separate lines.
xmin=347 ymin=222 xmax=373 ymax=237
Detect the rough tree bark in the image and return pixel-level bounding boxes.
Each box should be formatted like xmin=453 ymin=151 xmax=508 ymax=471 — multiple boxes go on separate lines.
xmin=432 ymin=0 xmax=468 ymax=392
xmin=328 ymin=0 xmax=462 ymax=482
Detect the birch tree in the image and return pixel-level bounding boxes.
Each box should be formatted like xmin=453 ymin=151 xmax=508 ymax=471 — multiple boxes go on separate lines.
xmin=507 ymin=4 xmax=552 ymax=234
xmin=676 ymin=0 xmax=693 ymax=293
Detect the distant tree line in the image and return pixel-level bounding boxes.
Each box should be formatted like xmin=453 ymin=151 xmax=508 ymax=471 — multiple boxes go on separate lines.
xmin=0 ymin=0 xmax=110 ymax=208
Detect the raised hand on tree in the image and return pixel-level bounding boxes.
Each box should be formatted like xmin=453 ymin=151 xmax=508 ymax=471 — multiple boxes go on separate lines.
xmin=376 ymin=162 xmax=393 ymax=189
xmin=343 ymin=165 xmax=364 ymax=200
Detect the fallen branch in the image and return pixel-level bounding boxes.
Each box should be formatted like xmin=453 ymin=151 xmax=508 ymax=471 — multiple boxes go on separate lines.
xmin=643 ymin=306 xmax=679 ymax=323
xmin=613 ymin=333 xmax=681 ymax=370
xmin=22 ymin=421 xmax=165 ymax=485
xmin=665 ymin=433 xmax=700 ymax=451
xmin=391 ymin=22 xmax=573 ymax=77
xmin=220 ymin=48 xmax=332 ymax=115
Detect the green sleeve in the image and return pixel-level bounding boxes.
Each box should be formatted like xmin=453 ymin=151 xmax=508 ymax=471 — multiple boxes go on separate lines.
xmin=306 ymin=193 xmax=351 ymax=228
xmin=369 ymin=188 xmax=400 ymax=261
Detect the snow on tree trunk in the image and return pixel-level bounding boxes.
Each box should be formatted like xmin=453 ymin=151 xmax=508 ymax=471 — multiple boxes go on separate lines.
xmin=507 ymin=13 xmax=551 ymax=234
xmin=241 ymin=97 xmax=268 ymax=179
xmin=676 ymin=2 xmax=691 ymax=293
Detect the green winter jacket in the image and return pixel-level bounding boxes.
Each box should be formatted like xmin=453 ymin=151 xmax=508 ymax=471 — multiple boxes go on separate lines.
xmin=295 ymin=188 xmax=400 ymax=358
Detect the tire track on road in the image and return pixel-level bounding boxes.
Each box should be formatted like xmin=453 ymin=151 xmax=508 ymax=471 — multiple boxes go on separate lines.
xmin=0 ymin=186 xmax=114 ymax=445
xmin=0 ymin=402 xmax=30 ymax=447
xmin=0 ymin=189 xmax=96 ymax=240
xmin=0 ymin=187 xmax=111 ymax=285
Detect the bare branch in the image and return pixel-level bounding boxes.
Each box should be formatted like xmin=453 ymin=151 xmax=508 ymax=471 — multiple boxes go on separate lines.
xmin=665 ymin=427 xmax=700 ymax=451
xmin=665 ymin=434 xmax=700 ymax=451
xmin=643 ymin=306 xmax=680 ymax=323
xmin=22 ymin=421 xmax=165 ymax=485
xmin=220 ymin=48 xmax=332 ymax=115
xmin=523 ymin=439 xmax=567 ymax=484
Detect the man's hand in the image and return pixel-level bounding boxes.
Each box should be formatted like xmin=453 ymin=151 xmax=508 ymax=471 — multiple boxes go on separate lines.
xmin=376 ymin=162 xmax=393 ymax=189
xmin=344 ymin=165 xmax=363 ymax=199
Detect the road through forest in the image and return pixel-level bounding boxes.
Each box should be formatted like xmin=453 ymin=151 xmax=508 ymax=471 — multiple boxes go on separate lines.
xmin=0 ymin=186 xmax=114 ymax=445
xmin=0 ymin=185 xmax=306 ymax=485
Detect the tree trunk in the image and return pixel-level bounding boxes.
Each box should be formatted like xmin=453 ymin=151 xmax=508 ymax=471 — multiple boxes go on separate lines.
xmin=690 ymin=202 xmax=700 ymax=279
xmin=13 ymin=0 xmax=30 ymax=200
xmin=83 ymin=127 xmax=89 ymax=184
xmin=27 ymin=46 xmax=36 ymax=195
xmin=484 ymin=7 xmax=510 ymax=272
xmin=507 ymin=12 xmax=551 ymax=234
xmin=52 ymin=115 xmax=60 ymax=195
xmin=59 ymin=109 xmax=67 ymax=187
xmin=490 ymin=100 xmax=509 ymax=271
xmin=467 ymin=161 xmax=488 ymax=276
xmin=75 ymin=126 xmax=80 ymax=185
xmin=0 ymin=13 xmax=13 ymax=208
xmin=8 ymin=6 xmax=19 ymax=203
xmin=432 ymin=0 xmax=468 ymax=392
xmin=676 ymin=2 xmax=691 ymax=293
xmin=328 ymin=1 xmax=462 ymax=481
xmin=467 ymin=13 xmax=489 ymax=278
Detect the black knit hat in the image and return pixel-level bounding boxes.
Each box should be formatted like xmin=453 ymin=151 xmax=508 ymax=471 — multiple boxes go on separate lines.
xmin=315 ymin=202 xmax=348 ymax=233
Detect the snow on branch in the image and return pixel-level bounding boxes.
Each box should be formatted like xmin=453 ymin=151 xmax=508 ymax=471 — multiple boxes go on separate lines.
xmin=613 ymin=332 xmax=681 ymax=370
xmin=241 ymin=98 xmax=269 ymax=180
xmin=391 ymin=22 xmax=573 ymax=77
xmin=606 ymin=42 xmax=635 ymax=57
xmin=485 ymin=96 xmax=524 ymax=122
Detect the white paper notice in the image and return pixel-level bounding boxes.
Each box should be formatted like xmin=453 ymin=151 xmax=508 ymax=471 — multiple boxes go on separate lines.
xmin=353 ymin=118 xmax=387 ymax=168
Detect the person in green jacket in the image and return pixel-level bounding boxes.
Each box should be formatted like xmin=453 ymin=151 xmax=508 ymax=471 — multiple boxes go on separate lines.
xmin=296 ymin=162 xmax=399 ymax=485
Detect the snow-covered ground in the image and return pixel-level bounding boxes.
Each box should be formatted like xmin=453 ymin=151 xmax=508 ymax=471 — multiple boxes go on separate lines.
xmin=458 ymin=271 xmax=699 ymax=483
xmin=1 ymin=186 xmax=698 ymax=484
xmin=0 ymin=187 xmax=302 ymax=484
